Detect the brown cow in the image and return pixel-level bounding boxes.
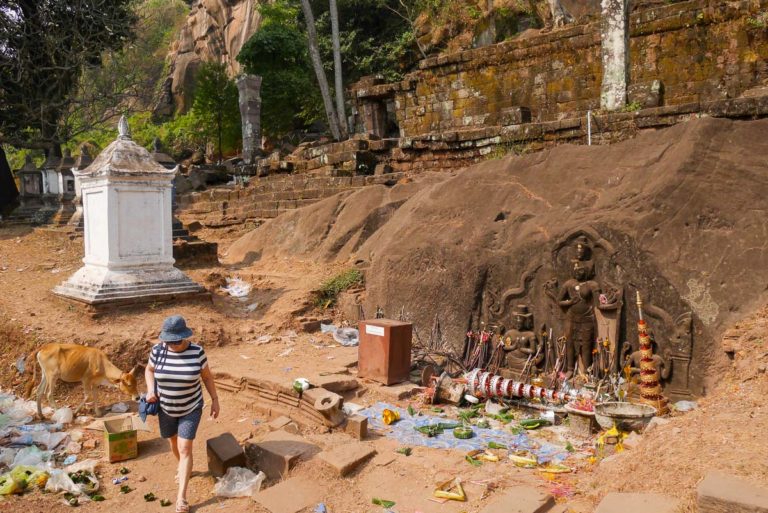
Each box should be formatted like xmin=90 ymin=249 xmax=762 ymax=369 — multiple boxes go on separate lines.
xmin=28 ymin=343 xmax=140 ymax=419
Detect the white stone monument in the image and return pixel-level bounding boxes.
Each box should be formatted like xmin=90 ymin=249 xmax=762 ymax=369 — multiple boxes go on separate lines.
xmin=54 ymin=117 xmax=204 ymax=304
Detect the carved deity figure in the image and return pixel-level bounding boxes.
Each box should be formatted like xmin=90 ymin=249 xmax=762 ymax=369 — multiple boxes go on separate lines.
xmin=556 ymin=237 xmax=619 ymax=376
xmin=502 ymin=305 xmax=543 ymax=376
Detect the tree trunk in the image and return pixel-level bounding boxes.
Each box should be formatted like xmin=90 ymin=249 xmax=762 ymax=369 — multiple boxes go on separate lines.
xmin=0 ymin=147 xmax=19 ymax=214
xmin=329 ymin=0 xmax=348 ymax=138
xmin=300 ymin=0 xmax=342 ymax=141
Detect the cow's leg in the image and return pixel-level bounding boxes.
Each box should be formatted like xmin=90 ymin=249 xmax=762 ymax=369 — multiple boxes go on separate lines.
xmin=46 ymin=372 xmax=59 ymax=411
xmin=74 ymin=379 xmax=91 ymax=416
xmin=36 ymin=372 xmax=47 ymax=419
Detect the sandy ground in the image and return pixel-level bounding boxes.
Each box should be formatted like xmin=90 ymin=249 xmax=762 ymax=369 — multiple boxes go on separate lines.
xmin=0 ymin=225 xmax=766 ymax=513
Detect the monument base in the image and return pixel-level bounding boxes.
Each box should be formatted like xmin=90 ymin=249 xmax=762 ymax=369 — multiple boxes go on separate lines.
xmin=53 ymin=265 xmax=205 ymax=305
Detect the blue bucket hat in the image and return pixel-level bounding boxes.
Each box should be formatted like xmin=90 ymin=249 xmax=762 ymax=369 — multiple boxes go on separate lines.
xmin=159 ymin=315 xmax=193 ymax=342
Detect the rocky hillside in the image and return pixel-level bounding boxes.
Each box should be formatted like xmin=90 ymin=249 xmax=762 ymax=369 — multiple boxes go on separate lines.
xmin=223 ymin=117 xmax=768 ymax=393
xmin=156 ymin=0 xmax=260 ymax=115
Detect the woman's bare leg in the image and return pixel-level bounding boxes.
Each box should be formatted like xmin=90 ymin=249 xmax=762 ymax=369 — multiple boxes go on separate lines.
xmin=176 ymin=437 xmax=194 ymax=506
xmin=169 ymin=434 xmax=180 ymax=461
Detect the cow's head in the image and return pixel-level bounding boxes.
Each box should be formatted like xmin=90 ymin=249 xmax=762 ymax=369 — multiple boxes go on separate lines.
xmin=119 ymin=366 xmax=141 ymax=401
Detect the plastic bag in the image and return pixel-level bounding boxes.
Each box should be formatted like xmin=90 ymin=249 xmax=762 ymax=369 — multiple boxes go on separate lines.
xmin=11 ymin=446 xmax=51 ymax=469
xmin=11 ymin=431 xmax=68 ymax=450
xmin=220 ymin=277 xmax=251 ymax=298
xmin=45 ymin=469 xmax=81 ymax=495
xmin=0 ymin=473 xmax=23 ymax=495
xmin=0 ymin=448 xmax=17 ymax=467
xmin=333 ymin=327 xmax=359 ymax=347
xmin=52 ymin=407 xmax=74 ymax=424
xmin=213 ymin=467 xmax=265 ymax=497
xmin=65 ymin=459 xmax=99 ymax=475
xmin=10 ymin=465 xmax=48 ymax=488
xmin=111 ymin=403 xmax=129 ymax=413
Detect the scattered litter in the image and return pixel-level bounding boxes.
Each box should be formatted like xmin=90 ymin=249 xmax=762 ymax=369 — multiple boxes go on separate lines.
xmin=342 ymin=402 xmax=364 ymax=415
xmin=372 ymin=498 xmax=396 ymax=508
xmin=120 ymin=484 xmax=132 ymax=494
xmin=144 ymin=492 xmax=156 ymax=502
xmin=320 ymin=324 xmax=337 ymax=334
xmin=293 ymin=378 xmax=310 ymax=393
xmin=220 ymin=277 xmax=251 ymax=298
xmin=434 ymin=477 xmax=466 ymax=502
xmin=464 ymin=394 xmax=479 ymax=404
xmin=213 ymin=467 xmax=265 ymax=497
xmin=111 ymin=403 xmax=129 ymax=414
xmin=239 ymin=354 xmax=254 ymax=360
xmin=112 ymin=476 xmax=129 ymax=485
xmin=119 ymin=466 xmax=130 ymax=475
xmin=246 ymin=302 xmax=259 ymax=312
xmin=52 ymin=407 xmax=74 ymax=425
xmin=254 ymin=335 xmax=272 ymax=345
xmin=278 ymin=347 xmax=294 ymax=357
xmin=15 ymin=356 xmax=25 ymax=374
xmin=395 ymin=447 xmax=412 ymax=456
xmin=314 ymin=503 xmax=328 ymax=513
xmin=65 ymin=459 xmax=99 ymax=474
xmin=63 ymin=455 xmax=77 ymax=466
xmin=332 ymin=327 xmax=359 ymax=347
xmin=382 ymin=409 xmax=400 ymax=425
xmin=674 ymin=400 xmax=698 ymax=412
xmin=160 ymin=499 xmax=172 ymax=507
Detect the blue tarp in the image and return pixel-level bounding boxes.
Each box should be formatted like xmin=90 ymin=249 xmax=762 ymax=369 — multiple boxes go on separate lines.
xmin=357 ymin=402 xmax=569 ymax=463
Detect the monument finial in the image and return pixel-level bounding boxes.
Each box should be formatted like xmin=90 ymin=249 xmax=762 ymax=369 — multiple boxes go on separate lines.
xmin=118 ymin=115 xmax=131 ymax=140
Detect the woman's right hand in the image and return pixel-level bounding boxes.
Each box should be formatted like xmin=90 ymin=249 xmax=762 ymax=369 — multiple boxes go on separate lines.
xmin=146 ymin=393 xmax=158 ymax=403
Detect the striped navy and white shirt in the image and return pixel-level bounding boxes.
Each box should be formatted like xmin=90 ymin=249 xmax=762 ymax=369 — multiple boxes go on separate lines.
xmin=148 ymin=343 xmax=208 ymax=417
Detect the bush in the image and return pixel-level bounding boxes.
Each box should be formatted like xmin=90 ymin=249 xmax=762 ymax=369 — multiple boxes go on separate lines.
xmin=315 ymin=269 xmax=364 ymax=308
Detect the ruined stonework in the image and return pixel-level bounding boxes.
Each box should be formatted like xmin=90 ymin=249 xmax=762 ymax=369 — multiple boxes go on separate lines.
xmin=353 ymin=0 xmax=768 ymax=139
xmin=237 ymin=74 xmax=263 ymax=164
xmin=600 ymin=0 xmax=629 ymax=111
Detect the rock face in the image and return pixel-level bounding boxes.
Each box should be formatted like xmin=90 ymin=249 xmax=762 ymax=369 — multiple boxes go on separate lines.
xmin=224 ymin=117 xmax=768 ymax=397
xmin=158 ymin=0 xmax=261 ymax=115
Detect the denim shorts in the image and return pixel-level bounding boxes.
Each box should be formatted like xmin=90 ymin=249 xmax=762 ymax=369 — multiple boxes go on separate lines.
xmin=158 ymin=404 xmax=203 ymax=440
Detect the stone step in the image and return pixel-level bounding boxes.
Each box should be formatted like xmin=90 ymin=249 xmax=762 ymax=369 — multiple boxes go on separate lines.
xmin=697 ymin=471 xmax=768 ymax=513
xmin=479 ymin=486 xmax=555 ymax=513
xmin=594 ymin=492 xmax=681 ymax=513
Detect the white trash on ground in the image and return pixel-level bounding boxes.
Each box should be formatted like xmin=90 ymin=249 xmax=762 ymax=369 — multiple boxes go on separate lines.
xmin=214 ymin=467 xmax=265 ymax=497
xmin=52 ymin=407 xmax=74 ymax=424
xmin=220 ymin=277 xmax=251 ymax=298
xmin=333 ymin=327 xmax=359 ymax=347
xmin=110 ymin=403 xmax=129 ymax=413
xmin=320 ymin=323 xmax=337 ymax=334
xmin=11 ymin=446 xmax=52 ymax=469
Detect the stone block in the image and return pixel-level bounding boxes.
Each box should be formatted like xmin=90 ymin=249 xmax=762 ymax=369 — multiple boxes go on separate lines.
xmin=245 ymin=430 xmax=319 ymax=480
xmin=345 ymin=415 xmax=368 ymax=440
xmin=480 ymin=486 xmax=555 ymax=513
xmin=253 ymin=476 xmax=324 ymax=513
xmin=314 ymin=374 xmax=359 ymax=393
xmin=595 ymin=492 xmax=681 ymax=513
xmin=319 ymin=442 xmax=376 ymax=476
xmin=206 ymin=432 xmax=246 ymax=478
xmin=378 ymin=381 xmax=423 ymax=400
xmin=697 ymin=471 xmax=768 ymax=513
xmin=267 ymin=416 xmax=292 ymax=431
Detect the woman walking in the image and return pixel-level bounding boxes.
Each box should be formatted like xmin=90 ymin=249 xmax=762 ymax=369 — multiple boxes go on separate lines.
xmin=145 ymin=315 xmax=220 ymax=513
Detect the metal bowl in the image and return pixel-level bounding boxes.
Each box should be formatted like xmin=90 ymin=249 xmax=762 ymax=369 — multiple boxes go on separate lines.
xmin=594 ymin=402 xmax=657 ymax=432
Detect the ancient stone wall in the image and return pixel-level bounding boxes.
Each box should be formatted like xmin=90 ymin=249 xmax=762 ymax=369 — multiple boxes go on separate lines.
xmin=354 ymin=0 xmax=768 ymax=138
xmin=176 ymin=172 xmax=404 ymax=228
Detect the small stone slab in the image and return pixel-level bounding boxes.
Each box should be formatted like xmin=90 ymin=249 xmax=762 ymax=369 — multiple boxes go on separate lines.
xmin=319 ymin=442 xmax=377 ymax=476
xmin=246 ymin=430 xmax=319 ymax=480
xmin=253 ymin=475 xmax=324 ymax=513
xmin=314 ymin=374 xmax=359 ymax=393
xmin=267 ymin=416 xmax=293 ymax=431
xmin=378 ymin=381 xmax=423 ymax=400
xmin=480 ymin=486 xmax=555 ymax=513
xmin=698 ymin=471 xmax=768 ymax=513
xmin=595 ymin=492 xmax=681 ymax=513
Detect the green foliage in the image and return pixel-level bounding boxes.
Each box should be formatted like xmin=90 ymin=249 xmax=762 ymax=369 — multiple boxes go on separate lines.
xmin=192 ymin=62 xmax=241 ymax=160
xmin=622 ymin=101 xmax=643 ymax=112
xmin=238 ymin=3 xmax=323 ymax=138
xmin=315 ymin=269 xmax=364 ymax=308
xmin=746 ymin=12 xmax=768 ymax=29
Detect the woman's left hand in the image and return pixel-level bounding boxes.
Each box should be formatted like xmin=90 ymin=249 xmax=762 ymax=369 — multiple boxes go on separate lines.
xmin=210 ymin=397 xmax=220 ymax=419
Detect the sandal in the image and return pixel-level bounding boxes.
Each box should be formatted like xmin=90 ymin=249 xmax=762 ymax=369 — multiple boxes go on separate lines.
xmin=176 ymin=499 xmax=189 ymax=513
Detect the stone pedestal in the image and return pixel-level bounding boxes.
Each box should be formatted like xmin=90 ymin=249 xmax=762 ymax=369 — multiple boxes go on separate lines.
xmin=600 ymin=0 xmax=629 ymax=111
xmin=361 ymin=100 xmax=388 ymax=138
xmin=236 ymin=74 xmax=262 ymax=164
xmin=54 ymin=117 xmax=204 ymax=305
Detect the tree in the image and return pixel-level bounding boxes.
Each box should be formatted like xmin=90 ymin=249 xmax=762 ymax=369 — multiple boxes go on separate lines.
xmin=0 ymin=0 xmax=137 ymax=152
xmin=329 ymin=0 xmax=348 ymax=137
xmin=237 ymin=2 xmax=323 ymax=138
xmin=192 ymin=62 xmax=241 ymax=163
xmin=300 ymin=0 xmax=343 ymax=141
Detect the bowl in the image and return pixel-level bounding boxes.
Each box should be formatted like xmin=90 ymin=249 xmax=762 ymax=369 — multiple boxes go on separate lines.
xmin=594 ymin=402 xmax=657 ymax=432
